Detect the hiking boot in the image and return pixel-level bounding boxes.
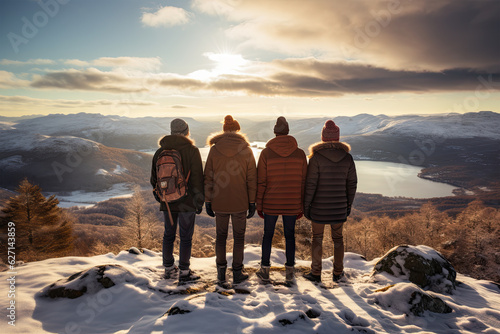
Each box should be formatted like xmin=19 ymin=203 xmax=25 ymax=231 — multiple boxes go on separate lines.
xmin=179 ymin=269 xmax=201 ymax=282
xmin=163 ymin=265 xmax=178 ymax=279
xmin=256 ymin=266 xmax=270 ymax=282
xmin=303 ymin=271 xmax=321 ymax=283
xmin=233 ymin=268 xmax=249 ymax=284
xmin=332 ymin=271 xmax=345 ymax=283
xmin=217 ymin=265 xmax=228 ymax=287
xmin=285 ymin=265 xmax=295 ymax=285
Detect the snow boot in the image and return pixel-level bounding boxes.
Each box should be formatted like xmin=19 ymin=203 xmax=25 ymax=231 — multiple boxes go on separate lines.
xmin=285 ymin=265 xmax=295 ymax=285
xmin=233 ymin=268 xmax=249 ymax=284
xmin=303 ymin=271 xmax=321 ymax=283
xmin=256 ymin=265 xmax=270 ymax=282
xmin=163 ymin=265 xmax=178 ymax=279
xmin=217 ymin=265 xmax=230 ymax=288
xmin=332 ymin=271 xmax=345 ymax=283
xmin=179 ymin=269 xmax=201 ymax=282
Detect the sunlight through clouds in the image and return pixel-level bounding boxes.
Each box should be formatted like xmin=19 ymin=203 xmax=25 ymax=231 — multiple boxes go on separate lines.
xmin=189 ymin=52 xmax=250 ymax=81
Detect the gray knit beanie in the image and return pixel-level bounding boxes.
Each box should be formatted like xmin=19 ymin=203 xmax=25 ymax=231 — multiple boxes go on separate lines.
xmin=170 ymin=118 xmax=189 ymax=136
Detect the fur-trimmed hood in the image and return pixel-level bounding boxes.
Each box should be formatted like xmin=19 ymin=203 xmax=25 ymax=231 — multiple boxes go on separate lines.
xmin=159 ymin=134 xmax=195 ymax=149
xmin=206 ymin=131 xmax=251 ymax=157
xmin=308 ymin=141 xmax=351 ymax=162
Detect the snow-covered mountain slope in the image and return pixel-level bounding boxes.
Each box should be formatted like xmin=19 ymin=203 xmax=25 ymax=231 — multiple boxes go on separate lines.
xmin=7 ymin=111 xmax=500 ymax=149
xmin=0 ymin=132 xmax=100 ymax=154
xmin=0 ymin=130 xmax=150 ymax=192
xmin=2 ymin=245 xmax=498 ymax=334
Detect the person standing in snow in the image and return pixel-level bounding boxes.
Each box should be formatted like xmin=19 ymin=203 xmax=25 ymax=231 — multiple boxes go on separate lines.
xmin=255 ymin=116 xmax=307 ymax=285
xmin=204 ymin=115 xmax=257 ymax=287
xmin=303 ymin=120 xmax=357 ymax=283
xmin=151 ymin=118 xmax=204 ymax=281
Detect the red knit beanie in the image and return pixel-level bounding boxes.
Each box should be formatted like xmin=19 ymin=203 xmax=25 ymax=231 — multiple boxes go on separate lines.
xmin=223 ymin=115 xmax=240 ymax=132
xmin=321 ymin=120 xmax=340 ymax=141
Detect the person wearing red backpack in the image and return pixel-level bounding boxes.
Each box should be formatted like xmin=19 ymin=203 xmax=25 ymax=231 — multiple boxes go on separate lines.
xmin=151 ymin=118 xmax=204 ymax=282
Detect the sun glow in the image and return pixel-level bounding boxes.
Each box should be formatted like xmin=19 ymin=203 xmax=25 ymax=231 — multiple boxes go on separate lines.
xmin=189 ymin=52 xmax=249 ymax=81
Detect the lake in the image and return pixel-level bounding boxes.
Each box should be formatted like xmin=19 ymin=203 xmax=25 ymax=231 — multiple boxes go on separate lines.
xmin=198 ymin=146 xmax=456 ymax=199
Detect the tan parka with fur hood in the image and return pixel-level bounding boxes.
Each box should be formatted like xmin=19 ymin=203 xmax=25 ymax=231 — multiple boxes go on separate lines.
xmin=304 ymin=141 xmax=357 ymax=224
xmin=204 ymin=132 xmax=257 ymax=213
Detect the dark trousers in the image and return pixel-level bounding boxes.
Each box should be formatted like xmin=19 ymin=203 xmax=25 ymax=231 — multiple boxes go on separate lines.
xmin=215 ymin=212 xmax=247 ymax=271
xmin=261 ymin=214 xmax=296 ymax=267
xmin=163 ymin=211 xmax=195 ymax=270
xmin=311 ymin=222 xmax=344 ymax=275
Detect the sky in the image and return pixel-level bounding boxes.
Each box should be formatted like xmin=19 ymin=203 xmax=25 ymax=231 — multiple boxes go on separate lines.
xmin=0 ymin=0 xmax=499 ymax=119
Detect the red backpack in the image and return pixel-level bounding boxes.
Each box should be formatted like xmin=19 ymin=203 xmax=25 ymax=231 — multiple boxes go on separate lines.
xmin=155 ymin=149 xmax=190 ymax=223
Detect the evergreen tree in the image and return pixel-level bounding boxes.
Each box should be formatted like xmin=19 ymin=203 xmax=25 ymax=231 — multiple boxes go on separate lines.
xmin=1 ymin=178 xmax=74 ymax=260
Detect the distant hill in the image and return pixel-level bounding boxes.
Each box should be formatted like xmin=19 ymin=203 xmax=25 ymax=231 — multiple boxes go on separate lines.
xmin=0 ymin=130 xmax=151 ymax=192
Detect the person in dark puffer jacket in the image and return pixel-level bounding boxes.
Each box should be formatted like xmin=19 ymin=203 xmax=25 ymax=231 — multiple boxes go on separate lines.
xmin=151 ymin=118 xmax=204 ymax=282
xmin=255 ymin=116 xmax=307 ymax=285
xmin=303 ymin=120 xmax=357 ymax=283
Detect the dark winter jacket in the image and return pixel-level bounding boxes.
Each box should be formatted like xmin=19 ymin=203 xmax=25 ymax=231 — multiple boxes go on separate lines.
xmin=304 ymin=142 xmax=357 ymax=224
xmin=150 ymin=135 xmax=204 ymax=212
xmin=204 ymin=132 xmax=257 ymax=213
xmin=256 ymin=135 xmax=307 ymax=215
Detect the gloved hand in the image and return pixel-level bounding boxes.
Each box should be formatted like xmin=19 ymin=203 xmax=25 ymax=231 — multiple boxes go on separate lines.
xmin=346 ymin=205 xmax=351 ymax=217
xmin=296 ymin=212 xmax=303 ymax=220
xmin=247 ymin=203 xmax=256 ymax=219
xmin=153 ymin=190 xmax=161 ymax=203
xmin=258 ymin=211 xmax=264 ymax=219
xmin=205 ymin=202 xmax=215 ymax=217
xmin=196 ymin=206 xmax=202 ymax=214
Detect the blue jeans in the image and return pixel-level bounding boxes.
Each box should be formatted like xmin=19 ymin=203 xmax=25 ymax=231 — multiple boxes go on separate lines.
xmin=163 ymin=211 xmax=195 ymax=270
xmin=261 ymin=214 xmax=296 ymax=267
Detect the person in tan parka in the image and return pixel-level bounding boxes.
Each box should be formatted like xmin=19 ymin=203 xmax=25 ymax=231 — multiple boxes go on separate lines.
xmin=255 ymin=116 xmax=307 ymax=285
xmin=204 ymin=115 xmax=257 ymax=287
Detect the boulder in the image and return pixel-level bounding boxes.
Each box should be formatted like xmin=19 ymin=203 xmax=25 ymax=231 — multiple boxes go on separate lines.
xmin=39 ymin=264 xmax=147 ymax=299
xmin=373 ymin=245 xmax=456 ymax=294
xmin=372 ymin=282 xmax=452 ymax=316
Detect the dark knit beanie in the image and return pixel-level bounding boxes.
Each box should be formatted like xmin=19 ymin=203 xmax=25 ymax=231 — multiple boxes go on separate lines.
xmin=223 ymin=115 xmax=240 ymax=132
xmin=274 ymin=116 xmax=289 ymax=136
xmin=321 ymin=120 xmax=340 ymax=142
xmin=170 ymin=118 xmax=189 ymax=136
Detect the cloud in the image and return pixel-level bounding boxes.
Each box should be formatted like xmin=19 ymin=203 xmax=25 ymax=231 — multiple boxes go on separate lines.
xmin=0 ymin=71 xmax=30 ymax=89
xmin=0 ymin=95 xmax=158 ymax=108
xmin=63 ymin=57 xmax=162 ymax=70
xmin=30 ymin=68 xmax=150 ymax=93
xmin=193 ymin=0 xmax=500 ymax=72
xmin=142 ymin=6 xmax=193 ymax=27
xmin=0 ymin=59 xmax=56 ymax=66
xmin=27 ymin=61 xmax=500 ymax=97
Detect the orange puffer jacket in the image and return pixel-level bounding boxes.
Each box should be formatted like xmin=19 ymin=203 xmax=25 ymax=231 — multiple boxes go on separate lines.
xmin=256 ymin=135 xmax=307 ymax=215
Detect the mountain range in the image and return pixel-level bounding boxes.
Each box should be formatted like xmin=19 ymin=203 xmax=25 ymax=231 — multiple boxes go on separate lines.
xmin=0 ymin=111 xmax=498 ymax=192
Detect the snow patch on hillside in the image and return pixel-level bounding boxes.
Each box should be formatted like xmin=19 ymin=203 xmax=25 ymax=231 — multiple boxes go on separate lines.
xmin=0 ymin=155 xmax=25 ymax=171
xmin=0 ymin=132 xmax=100 ymax=154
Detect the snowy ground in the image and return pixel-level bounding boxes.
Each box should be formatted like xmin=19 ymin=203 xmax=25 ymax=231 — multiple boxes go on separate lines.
xmin=1 ymin=245 xmax=499 ymax=334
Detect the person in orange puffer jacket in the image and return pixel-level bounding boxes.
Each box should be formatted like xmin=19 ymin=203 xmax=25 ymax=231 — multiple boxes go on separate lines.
xmin=255 ymin=116 xmax=307 ymax=285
